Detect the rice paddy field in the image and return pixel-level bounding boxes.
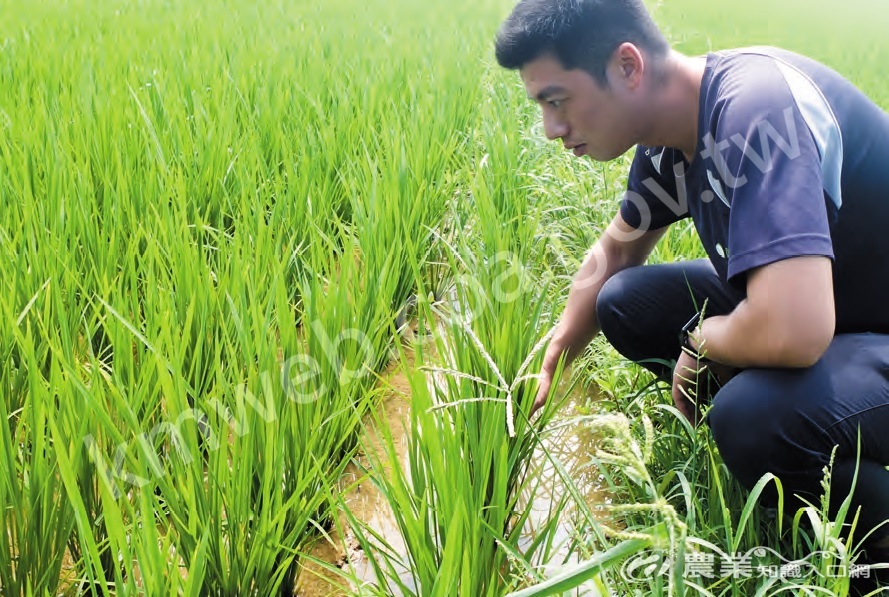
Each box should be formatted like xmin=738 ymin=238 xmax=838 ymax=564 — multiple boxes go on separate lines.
xmin=1 ymin=0 xmax=887 ymax=595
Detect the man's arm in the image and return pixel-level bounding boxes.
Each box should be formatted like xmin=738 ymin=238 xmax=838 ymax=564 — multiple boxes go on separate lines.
xmin=692 ymin=255 xmax=835 ymax=368
xmin=534 ymin=211 xmax=668 ymax=411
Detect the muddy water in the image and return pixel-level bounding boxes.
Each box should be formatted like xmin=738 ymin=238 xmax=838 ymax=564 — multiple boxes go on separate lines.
xmin=294 ymin=350 xmax=414 ymax=597
xmin=295 ymin=355 xmax=610 ymax=597
xmin=516 ymin=385 xmax=612 ymax=566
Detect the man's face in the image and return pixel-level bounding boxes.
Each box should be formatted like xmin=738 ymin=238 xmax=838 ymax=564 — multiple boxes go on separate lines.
xmin=520 ymin=53 xmax=640 ymax=162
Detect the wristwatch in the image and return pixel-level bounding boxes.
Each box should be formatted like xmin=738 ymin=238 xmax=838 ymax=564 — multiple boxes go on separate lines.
xmin=679 ymin=310 xmax=708 ymax=361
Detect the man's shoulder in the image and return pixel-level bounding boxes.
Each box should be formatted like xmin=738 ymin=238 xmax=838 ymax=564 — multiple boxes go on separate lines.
xmin=702 ymin=44 xmax=888 ymax=149
xmin=704 ymin=45 xmax=860 ymax=106
xmin=705 ymin=46 xmax=811 ymax=96
xmin=710 ymin=46 xmax=823 ymax=71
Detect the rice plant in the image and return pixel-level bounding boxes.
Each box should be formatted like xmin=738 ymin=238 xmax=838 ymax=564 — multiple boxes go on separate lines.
xmin=1 ymin=0 xmax=886 ymax=594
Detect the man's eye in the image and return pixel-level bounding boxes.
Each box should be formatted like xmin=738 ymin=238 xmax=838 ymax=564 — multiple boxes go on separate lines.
xmin=548 ymin=99 xmax=564 ymax=108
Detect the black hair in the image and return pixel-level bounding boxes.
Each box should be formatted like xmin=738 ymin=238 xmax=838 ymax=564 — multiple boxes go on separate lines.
xmin=495 ymin=0 xmax=670 ymax=85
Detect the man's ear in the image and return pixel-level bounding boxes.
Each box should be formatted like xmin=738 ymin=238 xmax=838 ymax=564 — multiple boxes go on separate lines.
xmin=613 ymin=42 xmax=644 ymax=89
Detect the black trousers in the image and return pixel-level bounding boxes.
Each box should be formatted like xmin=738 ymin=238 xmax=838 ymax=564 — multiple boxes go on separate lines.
xmin=595 ymin=258 xmax=889 ymax=548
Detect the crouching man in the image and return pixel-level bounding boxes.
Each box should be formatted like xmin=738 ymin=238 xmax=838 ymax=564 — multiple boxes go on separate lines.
xmin=495 ymin=0 xmax=889 ymax=588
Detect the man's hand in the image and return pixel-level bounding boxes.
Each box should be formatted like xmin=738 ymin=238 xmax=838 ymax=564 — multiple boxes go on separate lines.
xmin=526 ymin=211 xmax=668 ymax=419
xmin=672 ymin=351 xmax=739 ymax=424
xmin=530 ymin=367 xmax=553 ymax=416
xmin=672 ymin=350 xmax=707 ymax=425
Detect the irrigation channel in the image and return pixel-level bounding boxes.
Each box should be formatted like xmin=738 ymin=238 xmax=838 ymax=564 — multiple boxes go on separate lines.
xmin=295 ymin=335 xmax=610 ymax=596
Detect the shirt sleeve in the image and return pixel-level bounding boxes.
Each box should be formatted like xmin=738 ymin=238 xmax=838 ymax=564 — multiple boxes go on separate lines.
xmin=620 ymin=145 xmax=691 ymax=231
xmin=713 ymin=62 xmax=835 ymax=287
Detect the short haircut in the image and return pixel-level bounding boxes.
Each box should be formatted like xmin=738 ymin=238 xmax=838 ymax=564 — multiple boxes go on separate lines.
xmin=495 ymin=0 xmax=670 ymax=85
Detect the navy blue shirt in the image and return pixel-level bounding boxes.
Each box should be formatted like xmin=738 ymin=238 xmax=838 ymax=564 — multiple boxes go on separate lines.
xmin=620 ymin=47 xmax=889 ymax=334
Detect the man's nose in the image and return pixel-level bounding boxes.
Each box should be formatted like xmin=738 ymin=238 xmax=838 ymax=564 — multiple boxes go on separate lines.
xmin=543 ymin=111 xmax=569 ymax=141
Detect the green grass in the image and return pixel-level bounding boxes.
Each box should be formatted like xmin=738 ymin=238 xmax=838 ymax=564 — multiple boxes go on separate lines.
xmin=0 ymin=0 xmax=886 ymax=594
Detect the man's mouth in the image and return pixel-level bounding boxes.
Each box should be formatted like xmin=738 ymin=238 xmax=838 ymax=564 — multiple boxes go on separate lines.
xmin=572 ymin=144 xmax=587 ymax=157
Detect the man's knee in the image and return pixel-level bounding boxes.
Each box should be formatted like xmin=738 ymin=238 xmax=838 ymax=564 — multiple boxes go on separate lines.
xmin=707 ymin=374 xmax=774 ymax=488
xmin=596 ymin=266 xmax=680 ymax=379
xmin=595 ymin=266 xmax=642 ymax=343
xmin=707 ymin=368 xmax=831 ymax=496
